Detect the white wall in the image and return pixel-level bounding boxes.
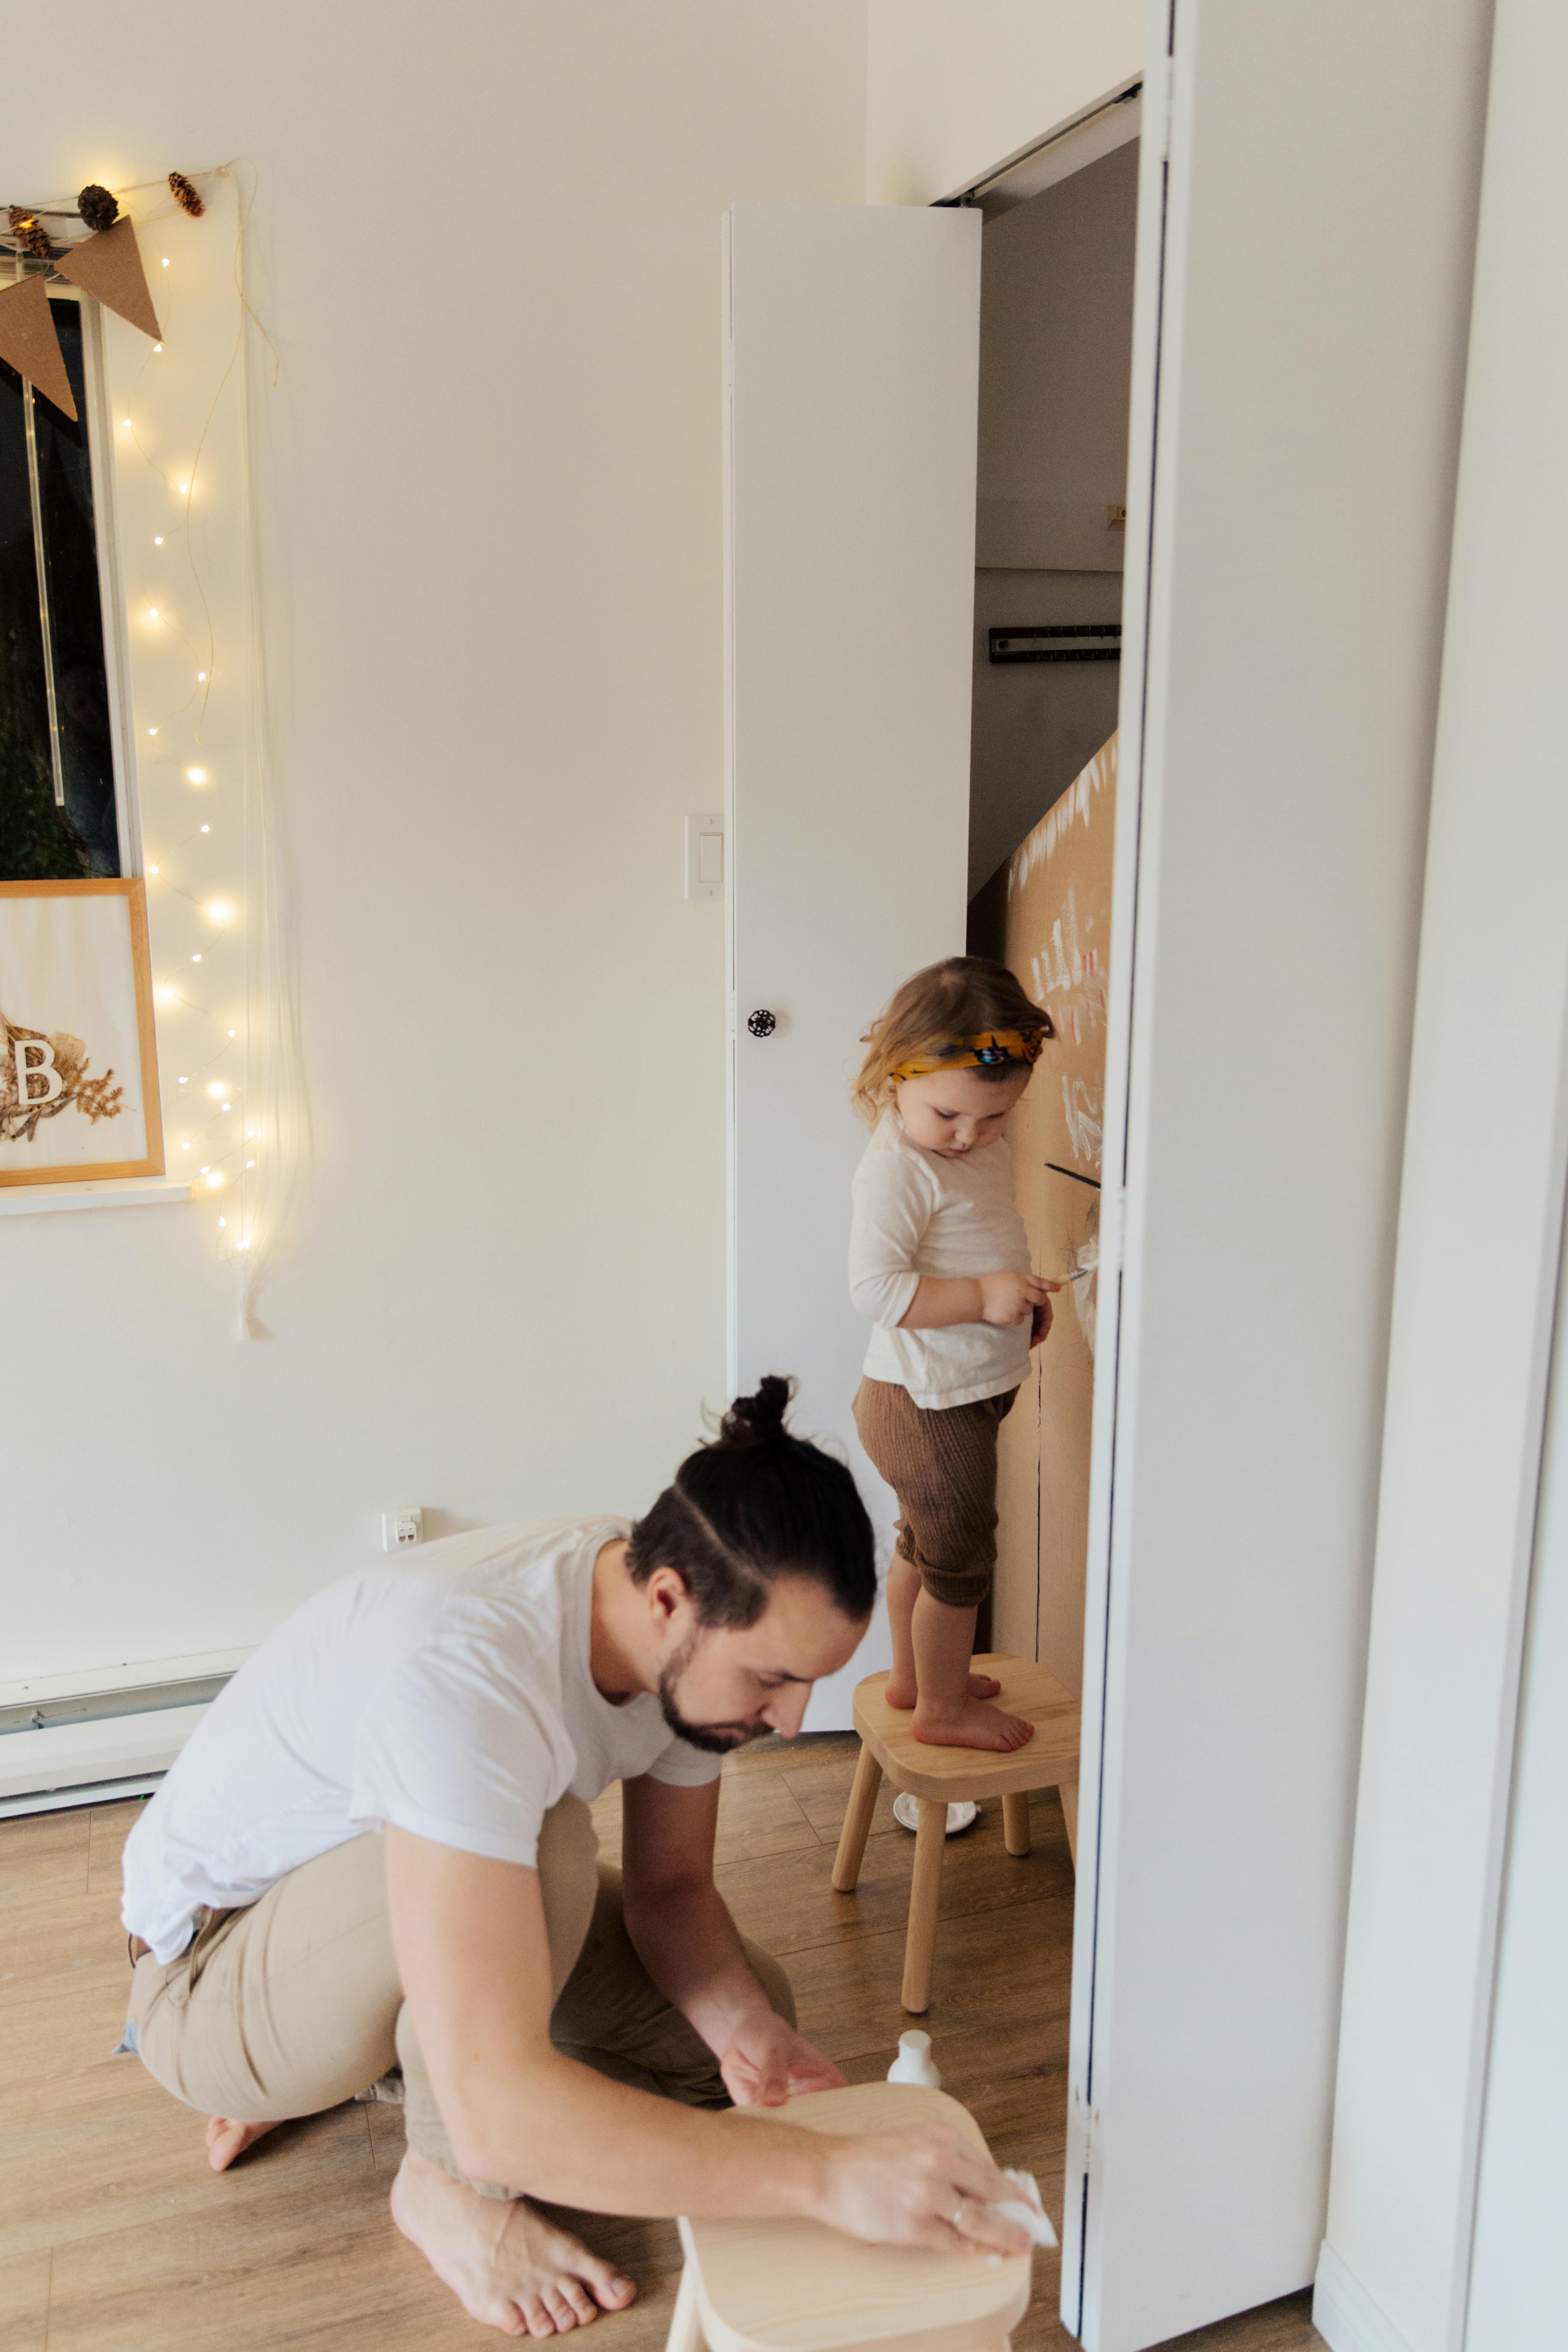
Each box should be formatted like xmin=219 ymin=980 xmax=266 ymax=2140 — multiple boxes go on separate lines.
xmin=0 ymin=1 xmax=867 ymax=1682
xmin=968 ymin=568 xmax=1122 ymax=897
xmin=1316 ymin=4 xmax=1568 ymax=2349
xmin=976 ymin=139 xmax=1138 ymax=568
xmin=866 ymin=0 xmax=1143 ymax=206
xmin=968 ymin=139 xmax=1137 ymax=894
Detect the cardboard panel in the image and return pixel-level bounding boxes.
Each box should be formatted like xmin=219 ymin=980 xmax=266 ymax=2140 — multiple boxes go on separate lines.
xmin=992 ymin=1363 xmax=1040 ymax=1661
xmin=993 ymin=733 xmax=1116 ymax=1691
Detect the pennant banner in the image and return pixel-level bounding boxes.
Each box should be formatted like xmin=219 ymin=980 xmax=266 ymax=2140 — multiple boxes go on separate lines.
xmin=52 ymin=217 xmax=161 ymax=341
xmin=0 ymin=273 xmax=76 ymax=420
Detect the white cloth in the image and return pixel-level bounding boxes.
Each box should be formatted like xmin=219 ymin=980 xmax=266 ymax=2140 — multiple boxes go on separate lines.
xmin=991 ymin=2168 xmax=1059 ymax=2249
xmin=121 ymin=1516 xmax=721 ymax=1964
xmin=848 ymin=1114 xmax=1032 ymax=1408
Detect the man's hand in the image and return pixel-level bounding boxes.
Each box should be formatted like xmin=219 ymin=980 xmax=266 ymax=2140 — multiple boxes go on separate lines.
xmin=816 ymin=2124 xmax=1032 ymax=2257
xmin=721 ymin=2011 xmax=846 ymax=2108
xmin=978 ymin=1270 xmax=1060 ymax=1329
xmin=384 ymin=1832 xmax=1023 ymax=2241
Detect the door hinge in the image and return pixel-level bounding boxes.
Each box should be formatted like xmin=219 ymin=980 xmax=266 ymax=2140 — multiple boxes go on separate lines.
xmin=1069 ymin=2082 xmax=1101 ymax=2142
xmin=1150 ymin=51 xmax=1174 ymax=165
xmin=1101 ymin=1187 xmax=1128 ymax=1279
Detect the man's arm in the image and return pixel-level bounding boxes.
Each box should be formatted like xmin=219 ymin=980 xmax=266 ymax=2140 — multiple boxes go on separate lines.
xmin=383 ymin=1825 xmax=1026 ymax=2249
xmin=619 ymin=1774 xmax=841 ymax=2106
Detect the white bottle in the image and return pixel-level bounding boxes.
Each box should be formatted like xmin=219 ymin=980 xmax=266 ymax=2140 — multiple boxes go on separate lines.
xmin=887 ymin=2030 xmax=942 ymax=2088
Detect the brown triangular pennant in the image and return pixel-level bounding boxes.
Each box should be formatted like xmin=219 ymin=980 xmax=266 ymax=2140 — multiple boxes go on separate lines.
xmin=0 ymin=276 xmax=76 ymax=419
xmin=52 ymin=217 xmax=161 ymax=341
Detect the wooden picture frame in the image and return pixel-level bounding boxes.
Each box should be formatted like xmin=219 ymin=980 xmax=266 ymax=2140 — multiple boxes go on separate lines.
xmin=0 ymin=878 xmax=164 ymax=1186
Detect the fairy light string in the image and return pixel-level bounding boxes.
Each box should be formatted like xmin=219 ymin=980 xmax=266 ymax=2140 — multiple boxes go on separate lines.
xmin=3 ymin=161 xmax=303 ymax=1336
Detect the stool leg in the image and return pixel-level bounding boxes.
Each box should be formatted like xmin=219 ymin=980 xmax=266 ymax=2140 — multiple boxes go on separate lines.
xmin=902 ymin=1797 xmax=947 ymax=2013
xmin=1058 ymin=1771 xmax=1079 ymax=1866
xmin=666 ymin=2261 xmax=704 ymax=2352
xmin=1002 ymin=1791 xmax=1031 ymax=1857
xmin=831 ymin=1743 xmax=883 ymax=1893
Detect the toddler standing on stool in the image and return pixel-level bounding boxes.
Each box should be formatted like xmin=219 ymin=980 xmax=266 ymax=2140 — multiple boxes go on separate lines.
xmin=849 ymin=957 xmax=1058 ymax=1753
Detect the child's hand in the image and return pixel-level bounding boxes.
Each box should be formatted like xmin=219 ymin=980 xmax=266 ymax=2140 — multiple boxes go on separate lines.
xmin=978 ymin=1270 xmax=1060 ymax=1329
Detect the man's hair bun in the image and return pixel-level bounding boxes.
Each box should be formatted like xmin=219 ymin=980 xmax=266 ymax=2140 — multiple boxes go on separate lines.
xmin=718 ymin=1375 xmax=794 ymax=1448
xmin=628 ymin=1373 xmax=874 ymax=1630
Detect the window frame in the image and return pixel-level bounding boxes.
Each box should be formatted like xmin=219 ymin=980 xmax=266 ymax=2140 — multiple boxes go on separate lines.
xmin=2 ymin=269 xmax=142 ymax=883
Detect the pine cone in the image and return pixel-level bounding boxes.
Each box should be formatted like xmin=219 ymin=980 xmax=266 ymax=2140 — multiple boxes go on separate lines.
xmin=167 ymin=171 xmax=205 ymax=219
xmin=7 ymin=206 xmax=53 ymax=261
xmin=78 ymin=184 xmax=119 ymax=234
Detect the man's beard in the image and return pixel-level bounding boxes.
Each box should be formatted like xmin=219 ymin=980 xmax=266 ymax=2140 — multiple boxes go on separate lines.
xmin=656 ymin=1630 xmax=772 ymax=1756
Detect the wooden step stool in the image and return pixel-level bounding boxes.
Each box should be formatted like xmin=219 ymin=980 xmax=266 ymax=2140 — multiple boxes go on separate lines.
xmin=831 ymin=1654 xmax=1081 ymax=2014
xmin=665 ymin=2080 xmax=1033 ymax=2352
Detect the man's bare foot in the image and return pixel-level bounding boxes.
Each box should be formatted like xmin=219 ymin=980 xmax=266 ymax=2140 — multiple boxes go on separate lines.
xmin=885 ymin=1671 xmax=1001 ymax=1709
xmin=910 ymin=1696 xmax=1036 ymax=1752
xmin=206 ymin=2115 xmax=284 ymax=2171
xmin=391 ymin=2146 xmax=636 ymax=2337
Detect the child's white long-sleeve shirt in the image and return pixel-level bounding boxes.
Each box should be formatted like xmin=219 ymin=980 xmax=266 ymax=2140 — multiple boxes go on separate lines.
xmin=848 ymin=1113 xmax=1032 ymax=1409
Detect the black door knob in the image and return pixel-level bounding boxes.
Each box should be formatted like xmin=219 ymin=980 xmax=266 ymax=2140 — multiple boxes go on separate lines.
xmin=747 ymin=1009 xmax=777 ymax=1038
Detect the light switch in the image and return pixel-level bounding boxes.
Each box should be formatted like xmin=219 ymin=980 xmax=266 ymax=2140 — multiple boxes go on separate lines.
xmin=684 ymin=813 xmax=725 ymax=900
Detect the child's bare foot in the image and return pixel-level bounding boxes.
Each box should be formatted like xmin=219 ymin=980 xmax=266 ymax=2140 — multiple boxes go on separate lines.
xmin=391 ymin=2146 xmax=636 ymax=2336
xmin=885 ymin=1670 xmax=1001 ymax=1709
xmin=206 ymin=2114 xmax=284 ymax=2170
xmin=911 ymin=1696 xmax=1035 ymax=1752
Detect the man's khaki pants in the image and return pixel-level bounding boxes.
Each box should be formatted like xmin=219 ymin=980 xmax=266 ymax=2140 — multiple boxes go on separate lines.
xmin=127 ymin=1797 xmax=795 ymax=2199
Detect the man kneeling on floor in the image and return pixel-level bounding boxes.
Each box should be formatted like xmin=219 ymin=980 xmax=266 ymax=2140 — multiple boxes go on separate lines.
xmin=120 ymin=1378 xmax=1028 ymax=2337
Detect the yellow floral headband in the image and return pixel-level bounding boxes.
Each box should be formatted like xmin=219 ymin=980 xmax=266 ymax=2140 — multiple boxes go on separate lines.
xmin=892 ymin=1028 xmax=1050 ymax=1084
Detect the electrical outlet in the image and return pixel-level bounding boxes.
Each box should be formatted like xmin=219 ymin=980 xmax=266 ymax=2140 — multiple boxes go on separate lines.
xmin=381 ymin=1508 xmax=424 ymax=1553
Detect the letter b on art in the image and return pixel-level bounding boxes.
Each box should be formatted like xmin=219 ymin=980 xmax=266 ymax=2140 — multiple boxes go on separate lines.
xmin=14 ymin=1038 xmax=63 ymax=1105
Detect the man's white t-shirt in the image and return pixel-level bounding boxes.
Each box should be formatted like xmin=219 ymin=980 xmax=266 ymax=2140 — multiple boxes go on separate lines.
xmin=121 ymin=1516 xmax=722 ymax=1964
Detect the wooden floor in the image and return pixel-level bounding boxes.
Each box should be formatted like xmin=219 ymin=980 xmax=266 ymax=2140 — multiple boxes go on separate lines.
xmin=0 ymin=1734 xmax=1321 ymax=2352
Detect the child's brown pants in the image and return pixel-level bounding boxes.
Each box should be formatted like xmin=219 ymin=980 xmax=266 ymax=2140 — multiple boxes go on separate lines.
xmin=853 ymin=1376 xmax=1018 ymax=1608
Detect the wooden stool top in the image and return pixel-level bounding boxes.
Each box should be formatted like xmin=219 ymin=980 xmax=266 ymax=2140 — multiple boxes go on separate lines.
xmin=678 ymin=2080 xmax=1032 ymax=2352
xmin=851 ymin=1654 xmax=1080 ymax=1805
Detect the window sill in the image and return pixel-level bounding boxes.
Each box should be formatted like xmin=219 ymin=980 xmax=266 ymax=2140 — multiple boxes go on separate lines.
xmin=0 ymin=1176 xmax=192 ymax=1218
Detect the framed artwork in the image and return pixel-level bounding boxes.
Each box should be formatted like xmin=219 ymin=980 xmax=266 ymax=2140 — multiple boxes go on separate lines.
xmin=0 ymin=878 xmax=164 ymax=1186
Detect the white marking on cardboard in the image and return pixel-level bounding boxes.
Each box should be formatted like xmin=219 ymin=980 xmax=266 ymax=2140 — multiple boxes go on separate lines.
xmin=1073 ymin=1235 xmax=1100 ymax=1356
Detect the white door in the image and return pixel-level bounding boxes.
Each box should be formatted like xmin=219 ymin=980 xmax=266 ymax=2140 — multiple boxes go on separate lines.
xmin=724 ymin=203 xmax=980 ymax=1729
xmin=1063 ymin=4 xmax=1491 ymax=2348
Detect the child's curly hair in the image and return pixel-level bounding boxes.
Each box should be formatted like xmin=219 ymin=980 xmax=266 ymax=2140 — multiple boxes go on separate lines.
xmin=850 ymin=956 xmax=1052 ymax=1128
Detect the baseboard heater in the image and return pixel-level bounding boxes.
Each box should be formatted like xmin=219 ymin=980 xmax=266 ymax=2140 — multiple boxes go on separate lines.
xmin=0 ymin=1655 xmax=246 ymax=1817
